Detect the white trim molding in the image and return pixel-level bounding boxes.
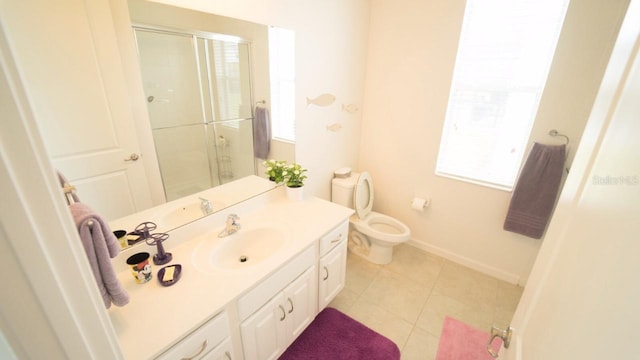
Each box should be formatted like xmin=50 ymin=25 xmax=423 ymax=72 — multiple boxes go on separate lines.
xmin=407 ymin=239 xmax=522 ymax=285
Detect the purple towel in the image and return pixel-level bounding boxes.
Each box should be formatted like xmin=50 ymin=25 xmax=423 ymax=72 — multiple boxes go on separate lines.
xmin=253 ymin=106 xmax=271 ymax=159
xmin=504 ymin=143 xmax=566 ymax=239
xmin=70 ymin=203 xmax=129 ymax=308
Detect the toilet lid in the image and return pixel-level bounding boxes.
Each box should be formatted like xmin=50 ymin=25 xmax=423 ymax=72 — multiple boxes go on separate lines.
xmin=354 ymin=172 xmax=374 ymax=220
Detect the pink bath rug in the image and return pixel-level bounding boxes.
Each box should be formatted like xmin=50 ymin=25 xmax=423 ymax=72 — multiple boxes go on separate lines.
xmin=436 ymin=316 xmax=502 ymax=360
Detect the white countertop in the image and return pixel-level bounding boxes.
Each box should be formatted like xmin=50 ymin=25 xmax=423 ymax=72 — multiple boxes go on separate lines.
xmin=108 ymin=188 xmax=353 ymax=359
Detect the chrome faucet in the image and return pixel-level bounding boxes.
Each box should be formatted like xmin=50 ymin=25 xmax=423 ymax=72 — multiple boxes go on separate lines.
xmin=199 ymin=197 xmax=214 ymax=215
xmin=218 ymin=214 xmax=241 ymax=237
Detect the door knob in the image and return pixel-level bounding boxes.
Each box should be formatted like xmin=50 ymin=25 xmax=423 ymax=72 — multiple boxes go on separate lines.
xmin=487 ymin=325 xmax=512 ymax=358
xmin=124 ymin=153 xmax=140 ymax=162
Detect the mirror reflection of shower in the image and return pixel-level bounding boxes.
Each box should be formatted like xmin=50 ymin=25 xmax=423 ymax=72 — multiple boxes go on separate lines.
xmin=134 ymin=27 xmax=256 ymax=201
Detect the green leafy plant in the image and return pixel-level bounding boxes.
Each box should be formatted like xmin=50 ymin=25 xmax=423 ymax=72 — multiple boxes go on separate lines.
xmin=263 ymin=159 xmax=288 ymax=184
xmin=285 ymin=163 xmax=307 ymax=188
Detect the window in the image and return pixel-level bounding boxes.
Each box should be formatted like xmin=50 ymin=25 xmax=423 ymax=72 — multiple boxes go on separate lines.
xmin=268 ymin=27 xmax=296 ymax=142
xmin=436 ymin=0 xmax=569 ymax=190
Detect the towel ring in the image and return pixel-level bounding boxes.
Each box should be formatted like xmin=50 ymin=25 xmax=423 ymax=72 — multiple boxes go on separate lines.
xmin=548 ymin=129 xmax=569 ymax=145
xmin=548 ymin=129 xmax=571 ymax=174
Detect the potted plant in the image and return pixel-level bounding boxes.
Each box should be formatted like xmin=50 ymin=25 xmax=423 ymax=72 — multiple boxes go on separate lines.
xmin=263 ymin=159 xmax=287 ymax=184
xmin=284 ymin=163 xmax=307 ymax=201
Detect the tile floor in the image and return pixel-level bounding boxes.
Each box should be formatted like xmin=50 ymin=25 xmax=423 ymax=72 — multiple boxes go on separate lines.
xmin=328 ymin=244 xmax=524 ymax=359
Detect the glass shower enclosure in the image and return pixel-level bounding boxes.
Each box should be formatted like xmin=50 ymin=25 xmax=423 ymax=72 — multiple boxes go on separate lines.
xmin=135 ymin=27 xmax=256 ymax=201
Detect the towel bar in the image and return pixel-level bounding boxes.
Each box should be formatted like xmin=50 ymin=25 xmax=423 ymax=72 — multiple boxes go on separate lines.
xmin=63 ymin=183 xmax=77 ymax=205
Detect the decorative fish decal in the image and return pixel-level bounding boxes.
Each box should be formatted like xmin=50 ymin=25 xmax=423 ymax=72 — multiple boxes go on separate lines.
xmin=306 ymin=93 xmax=336 ymax=107
xmin=326 ymin=123 xmax=342 ymax=132
xmin=342 ymin=104 xmax=358 ymax=113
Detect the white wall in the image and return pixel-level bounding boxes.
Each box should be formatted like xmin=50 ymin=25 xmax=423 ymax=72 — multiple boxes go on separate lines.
xmin=150 ymin=0 xmax=370 ymax=199
xmin=359 ymin=0 xmax=629 ymax=284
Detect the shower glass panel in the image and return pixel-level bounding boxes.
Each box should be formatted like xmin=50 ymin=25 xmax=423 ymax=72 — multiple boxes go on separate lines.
xmin=209 ymin=119 xmax=255 ymax=185
xmin=136 ymin=30 xmax=204 ymax=128
xmin=152 ymin=124 xmax=217 ymax=200
xmin=134 ymin=27 xmax=256 ymax=201
xmin=208 ymin=40 xmax=252 ymax=121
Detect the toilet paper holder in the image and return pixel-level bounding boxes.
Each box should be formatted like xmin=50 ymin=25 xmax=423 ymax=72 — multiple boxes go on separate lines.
xmin=411 ymin=197 xmax=430 ymax=211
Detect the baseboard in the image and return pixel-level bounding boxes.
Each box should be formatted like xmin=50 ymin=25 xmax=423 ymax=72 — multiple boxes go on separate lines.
xmin=406 ymin=239 xmax=521 ymax=285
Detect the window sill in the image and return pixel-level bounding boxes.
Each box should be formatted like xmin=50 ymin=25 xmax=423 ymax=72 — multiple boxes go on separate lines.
xmin=435 ymin=171 xmax=513 ymax=192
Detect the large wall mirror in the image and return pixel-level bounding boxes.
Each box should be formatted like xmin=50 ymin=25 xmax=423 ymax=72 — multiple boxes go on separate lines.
xmin=45 ymin=0 xmax=295 ymax=242
xmin=125 ymin=0 xmax=296 ymax=230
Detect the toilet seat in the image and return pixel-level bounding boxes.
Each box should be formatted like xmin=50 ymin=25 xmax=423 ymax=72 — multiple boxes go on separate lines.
xmin=354 ymin=172 xmax=374 ymax=220
xmin=351 ymin=211 xmax=410 ymax=244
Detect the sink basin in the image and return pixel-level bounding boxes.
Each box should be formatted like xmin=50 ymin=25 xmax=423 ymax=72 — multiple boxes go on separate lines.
xmin=153 ymin=200 xmax=225 ymax=230
xmin=192 ymin=224 xmax=291 ymax=271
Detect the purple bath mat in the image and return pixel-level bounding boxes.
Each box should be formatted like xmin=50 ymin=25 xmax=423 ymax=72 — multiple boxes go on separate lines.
xmin=279 ymin=307 xmax=400 ymax=360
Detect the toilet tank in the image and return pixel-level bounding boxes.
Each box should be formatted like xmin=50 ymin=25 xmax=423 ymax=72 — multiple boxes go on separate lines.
xmin=331 ymin=173 xmax=359 ymax=209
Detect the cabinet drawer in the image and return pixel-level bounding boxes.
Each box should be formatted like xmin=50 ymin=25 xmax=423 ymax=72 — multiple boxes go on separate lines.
xmin=157 ymin=311 xmax=230 ymax=360
xmin=201 ymin=337 xmax=233 ymax=360
xmin=319 ymin=220 xmax=348 ymax=256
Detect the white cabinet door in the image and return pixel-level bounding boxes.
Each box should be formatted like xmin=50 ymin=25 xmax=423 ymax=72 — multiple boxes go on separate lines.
xmin=240 ymin=294 xmax=287 ymax=360
xmin=240 ymin=266 xmax=317 ymax=360
xmin=283 ymin=267 xmax=317 ymax=340
xmin=318 ymin=239 xmax=347 ymax=310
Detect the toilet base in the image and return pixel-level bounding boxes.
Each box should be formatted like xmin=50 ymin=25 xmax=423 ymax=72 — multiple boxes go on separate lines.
xmin=348 ymin=237 xmax=394 ymax=265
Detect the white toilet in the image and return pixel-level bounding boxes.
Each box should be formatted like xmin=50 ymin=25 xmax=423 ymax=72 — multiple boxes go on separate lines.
xmin=331 ymin=170 xmax=411 ymax=264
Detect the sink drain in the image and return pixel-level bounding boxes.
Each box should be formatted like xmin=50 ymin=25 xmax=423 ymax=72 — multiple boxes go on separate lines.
xmin=239 ymin=255 xmax=248 ymax=263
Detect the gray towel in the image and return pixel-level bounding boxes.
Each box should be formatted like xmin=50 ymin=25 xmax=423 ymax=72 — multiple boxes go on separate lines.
xmin=504 ymin=143 xmax=566 ymax=239
xmin=253 ymin=106 xmax=271 ymax=159
xmin=70 ymin=202 xmax=129 ymax=308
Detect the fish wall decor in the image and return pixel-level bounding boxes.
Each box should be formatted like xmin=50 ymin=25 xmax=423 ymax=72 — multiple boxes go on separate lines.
xmin=342 ymin=104 xmax=358 ymax=113
xmin=306 ymin=93 xmax=336 ymax=107
xmin=326 ymin=123 xmax=342 ymax=132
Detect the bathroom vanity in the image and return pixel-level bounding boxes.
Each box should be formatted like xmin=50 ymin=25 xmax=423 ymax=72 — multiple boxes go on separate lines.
xmin=108 ymin=185 xmax=353 ymax=359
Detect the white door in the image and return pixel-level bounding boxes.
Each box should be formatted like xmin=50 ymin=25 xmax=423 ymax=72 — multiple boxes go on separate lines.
xmin=1 ymin=0 xmax=153 ymax=220
xmin=498 ymin=2 xmax=640 ymax=359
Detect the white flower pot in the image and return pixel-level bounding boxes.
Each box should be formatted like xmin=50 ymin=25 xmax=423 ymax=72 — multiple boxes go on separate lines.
xmin=286 ymin=186 xmax=304 ymax=201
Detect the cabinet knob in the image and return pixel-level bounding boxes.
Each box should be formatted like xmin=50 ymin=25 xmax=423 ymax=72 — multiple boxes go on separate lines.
xmin=287 ymin=298 xmax=294 ymax=314
xmin=279 ymin=304 xmax=286 ymax=321
xmin=323 ymin=266 xmax=329 ymax=280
